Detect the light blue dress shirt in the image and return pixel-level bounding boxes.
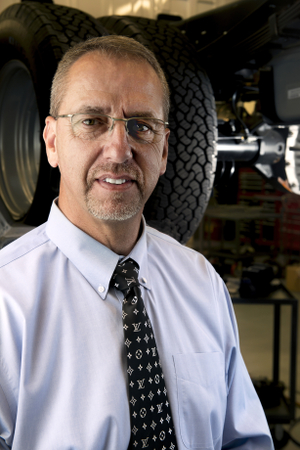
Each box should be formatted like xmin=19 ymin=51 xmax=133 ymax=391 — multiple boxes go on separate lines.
xmin=0 ymin=202 xmax=273 ymax=450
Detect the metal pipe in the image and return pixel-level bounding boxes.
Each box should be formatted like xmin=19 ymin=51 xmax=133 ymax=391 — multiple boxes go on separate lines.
xmin=217 ymin=139 xmax=259 ymax=161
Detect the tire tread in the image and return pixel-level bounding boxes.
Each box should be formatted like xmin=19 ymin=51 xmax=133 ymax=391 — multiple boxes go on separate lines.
xmin=98 ymin=15 xmax=217 ymax=243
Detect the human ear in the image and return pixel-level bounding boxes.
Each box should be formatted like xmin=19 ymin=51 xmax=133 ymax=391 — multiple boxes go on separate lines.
xmin=43 ymin=116 xmax=59 ymax=168
xmin=159 ymin=129 xmax=170 ymax=176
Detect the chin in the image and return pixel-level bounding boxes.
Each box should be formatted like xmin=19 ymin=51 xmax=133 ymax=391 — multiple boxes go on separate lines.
xmin=86 ymin=200 xmax=143 ymax=222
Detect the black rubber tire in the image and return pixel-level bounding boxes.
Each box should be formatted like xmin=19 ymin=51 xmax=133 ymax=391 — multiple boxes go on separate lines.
xmin=0 ymin=2 xmax=108 ymax=225
xmin=98 ymin=16 xmax=217 ymax=244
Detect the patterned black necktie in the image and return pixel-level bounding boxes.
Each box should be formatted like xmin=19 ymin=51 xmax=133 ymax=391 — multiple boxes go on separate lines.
xmin=111 ymin=258 xmax=177 ymax=450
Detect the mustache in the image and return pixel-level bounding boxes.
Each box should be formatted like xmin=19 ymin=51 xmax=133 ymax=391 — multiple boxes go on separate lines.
xmin=86 ymin=162 xmax=143 ymax=190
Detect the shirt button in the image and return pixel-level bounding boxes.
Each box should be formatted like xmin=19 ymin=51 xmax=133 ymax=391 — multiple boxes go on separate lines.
xmin=141 ymin=277 xmax=147 ymax=284
xmin=98 ymin=285 xmax=105 ymax=293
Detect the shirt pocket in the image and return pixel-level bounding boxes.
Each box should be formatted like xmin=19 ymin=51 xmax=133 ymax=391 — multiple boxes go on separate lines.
xmin=173 ymin=352 xmax=226 ymax=449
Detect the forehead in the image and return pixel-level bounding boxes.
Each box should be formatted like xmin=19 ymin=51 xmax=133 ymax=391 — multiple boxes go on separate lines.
xmin=60 ymin=52 xmax=164 ymax=117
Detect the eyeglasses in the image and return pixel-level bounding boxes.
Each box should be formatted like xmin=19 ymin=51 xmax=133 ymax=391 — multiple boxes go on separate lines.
xmin=54 ymin=113 xmax=169 ymax=145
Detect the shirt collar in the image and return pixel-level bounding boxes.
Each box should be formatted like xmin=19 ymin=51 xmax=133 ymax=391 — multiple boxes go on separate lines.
xmin=46 ymin=201 xmax=151 ymax=299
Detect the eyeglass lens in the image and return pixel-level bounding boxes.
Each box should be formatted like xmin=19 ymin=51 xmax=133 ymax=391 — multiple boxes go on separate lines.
xmin=70 ymin=114 xmax=165 ymax=144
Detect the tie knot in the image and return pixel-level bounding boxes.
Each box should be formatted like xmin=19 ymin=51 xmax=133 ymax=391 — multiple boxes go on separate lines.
xmin=111 ymin=258 xmax=140 ymax=294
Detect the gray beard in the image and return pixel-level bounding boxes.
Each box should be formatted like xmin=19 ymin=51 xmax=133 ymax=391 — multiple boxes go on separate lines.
xmin=84 ymin=162 xmax=145 ymax=221
xmin=85 ymin=189 xmax=144 ymax=221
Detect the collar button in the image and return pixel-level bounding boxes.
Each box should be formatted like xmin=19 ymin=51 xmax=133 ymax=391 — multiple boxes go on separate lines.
xmin=98 ymin=285 xmax=105 ymax=293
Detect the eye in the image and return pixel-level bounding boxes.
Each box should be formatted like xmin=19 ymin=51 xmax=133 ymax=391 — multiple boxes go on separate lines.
xmin=126 ymin=118 xmax=165 ymax=144
xmin=77 ymin=115 xmax=109 ymax=128
xmin=71 ymin=114 xmax=110 ymax=140
xmin=82 ymin=116 xmax=109 ymax=126
xmin=134 ymin=120 xmax=151 ymax=132
xmin=129 ymin=119 xmax=152 ymax=134
xmin=82 ymin=118 xmax=97 ymax=126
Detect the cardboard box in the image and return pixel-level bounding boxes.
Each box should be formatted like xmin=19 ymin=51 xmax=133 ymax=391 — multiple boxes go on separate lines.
xmin=286 ymin=265 xmax=300 ymax=292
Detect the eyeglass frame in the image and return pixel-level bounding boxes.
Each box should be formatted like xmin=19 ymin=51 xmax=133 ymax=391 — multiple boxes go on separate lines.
xmin=53 ymin=112 xmax=169 ymax=144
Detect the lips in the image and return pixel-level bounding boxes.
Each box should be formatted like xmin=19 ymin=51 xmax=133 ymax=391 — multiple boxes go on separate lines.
xmin=99 ymin=173 xmax=135 ymax=185
xmin=87 ymin=165 xmax=141 ymax=193
xmin=94 ymin=174 xmax=136 ymax=192
xmin=103 ymin=178 xmax=127 ymax=185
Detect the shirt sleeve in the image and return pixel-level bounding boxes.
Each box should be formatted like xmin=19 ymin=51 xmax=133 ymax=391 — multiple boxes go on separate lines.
xmin=0 ymin=289 xmax=21 ymax=449
xmin=215 ymin=279 xmax=274 ymax=449
xmin=0 ymin=382 xmax=13 ymax=448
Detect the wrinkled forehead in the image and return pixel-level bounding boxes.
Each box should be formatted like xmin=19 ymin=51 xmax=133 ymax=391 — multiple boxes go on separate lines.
xmin=61 ymin=53 xmax=165 ymax=117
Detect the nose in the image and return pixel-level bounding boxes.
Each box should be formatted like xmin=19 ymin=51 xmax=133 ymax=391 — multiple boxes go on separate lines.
xmin=102 ymin=119 xmax=133 ymax=164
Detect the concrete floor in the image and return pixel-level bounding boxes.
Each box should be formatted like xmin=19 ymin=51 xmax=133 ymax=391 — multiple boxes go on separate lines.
xmin=233 ymin=290 xmax=300 ymax=449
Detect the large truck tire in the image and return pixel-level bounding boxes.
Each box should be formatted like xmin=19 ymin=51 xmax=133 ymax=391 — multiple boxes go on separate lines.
xmin=0 ymin=2 xmax=108 ymax=226
xmin=98 ymin=16 xmax=217 ymax=243
xmin=0 ymin=3 xmax=216 ymax=244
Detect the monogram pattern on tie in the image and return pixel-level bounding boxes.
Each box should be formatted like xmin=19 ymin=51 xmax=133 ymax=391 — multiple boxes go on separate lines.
xmin=112 ymin=258 xmax=177 ymax=450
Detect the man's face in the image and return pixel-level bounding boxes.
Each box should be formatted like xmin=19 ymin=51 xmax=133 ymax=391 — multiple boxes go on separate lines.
xmin=44 ymin=52 xmax=169 ymax=229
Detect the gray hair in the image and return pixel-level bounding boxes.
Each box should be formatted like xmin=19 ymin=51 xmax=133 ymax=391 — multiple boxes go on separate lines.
xmin=50 ymin=35 xmax=170 ymax=120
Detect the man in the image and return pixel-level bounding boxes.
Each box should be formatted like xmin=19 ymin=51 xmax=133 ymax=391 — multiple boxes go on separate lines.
xmin=0 ymin=36 xmax=273 ymax=449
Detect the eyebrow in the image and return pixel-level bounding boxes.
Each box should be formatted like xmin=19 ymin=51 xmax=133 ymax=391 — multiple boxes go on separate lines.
xmin=76 ymin=106 xmax=158 ymax=119
xmin=127 ymin=112 xmax=157 ymax=119
xmin=77 ymin=106 xmax=108 ymax=115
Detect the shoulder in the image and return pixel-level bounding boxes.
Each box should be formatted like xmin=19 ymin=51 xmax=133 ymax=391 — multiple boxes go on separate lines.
xmin=144 ymin=224 xmax=232 ymax=322
xmin=0 ymin=223 xmax=50 ymax=269
xmin=146 ymin=224 xmax=203 ymax=256
xmin=145 ymin=224 xmax=214 ymax=275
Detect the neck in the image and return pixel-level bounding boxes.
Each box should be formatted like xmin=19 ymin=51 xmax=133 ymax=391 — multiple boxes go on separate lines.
xmin=58 ymin=199 xmax=142 ymax=255
xmin=85 ymin=215 xmax=143 ymax=255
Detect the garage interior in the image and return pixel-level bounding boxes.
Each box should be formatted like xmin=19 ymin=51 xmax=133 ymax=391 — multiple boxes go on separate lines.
xmin=189 ymin=167 xmax=300 ymax=449
xmin=0 ymin=0 xmax=300 ymax=449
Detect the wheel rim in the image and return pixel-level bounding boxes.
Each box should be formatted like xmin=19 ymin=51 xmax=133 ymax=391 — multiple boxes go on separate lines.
xmin=286 ymin=126 xmax=300 ymax=195
xmin=0 ymin=60 xmax=41 ymax=221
